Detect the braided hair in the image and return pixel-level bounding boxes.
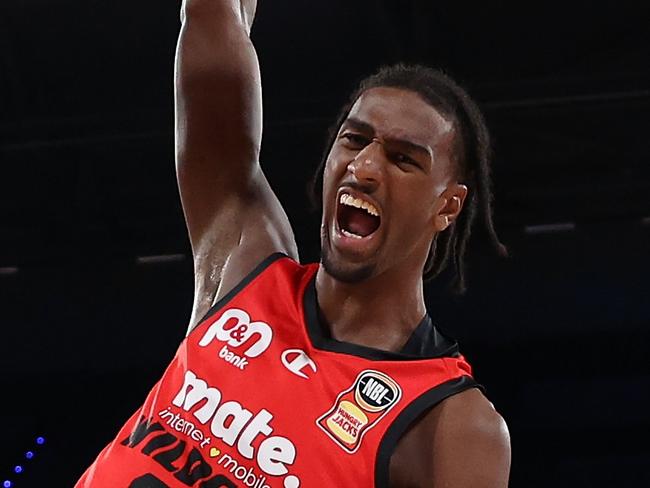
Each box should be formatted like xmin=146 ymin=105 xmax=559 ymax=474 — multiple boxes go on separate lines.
xmin=309 ymin=64 xmax=506 ymax=293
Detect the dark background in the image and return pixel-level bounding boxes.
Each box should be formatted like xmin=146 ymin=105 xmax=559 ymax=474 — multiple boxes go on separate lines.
xmin=1 ymin=0 xmax=649 ymax=486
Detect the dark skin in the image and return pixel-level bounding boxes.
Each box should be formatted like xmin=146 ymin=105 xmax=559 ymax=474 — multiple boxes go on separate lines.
xmin=318 ymin=87 xmax=462 ymax=351
xmin=176 ymin=1 xmax=511 ymax=486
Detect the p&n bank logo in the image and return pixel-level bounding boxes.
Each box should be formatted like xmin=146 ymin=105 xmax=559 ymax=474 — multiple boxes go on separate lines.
xmin=199 ymin=308 xmax=273 ymax=370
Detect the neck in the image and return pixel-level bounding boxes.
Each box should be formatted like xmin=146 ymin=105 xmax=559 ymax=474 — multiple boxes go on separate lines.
xmin=314 ymin=264 xmax=427 ymax=352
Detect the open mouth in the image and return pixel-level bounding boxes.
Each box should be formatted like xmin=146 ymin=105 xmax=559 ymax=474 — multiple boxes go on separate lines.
xmin=336 ymin=192 xmax=381 ymax=239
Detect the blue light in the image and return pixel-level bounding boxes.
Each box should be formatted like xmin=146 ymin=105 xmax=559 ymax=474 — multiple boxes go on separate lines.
xmin=36 ymin=436 xmax=45 ymax=445
xmin=13 ymin=466 xmax=22 ymax=474
xmin=26 ymin=450 xmax=34 ymax=459
xmin=3 ymin=480 xmax=12 ymax=488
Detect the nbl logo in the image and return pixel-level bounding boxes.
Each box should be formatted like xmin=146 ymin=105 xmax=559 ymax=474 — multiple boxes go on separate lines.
xmin=317 ymin=370 xmax=402 ymax=453
xmin=199 ymin=308 xmax=273 ymax=369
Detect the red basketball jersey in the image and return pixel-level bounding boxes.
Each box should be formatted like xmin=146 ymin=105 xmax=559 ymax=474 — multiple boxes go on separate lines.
xmin=77 ymin=254 xmax=478 ymax=488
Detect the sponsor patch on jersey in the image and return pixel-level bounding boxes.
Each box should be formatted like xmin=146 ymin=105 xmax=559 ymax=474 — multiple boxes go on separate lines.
xmin=316 ymin=370 xmax=402 ymax=453
xmin=198 ymin=307 xmax=274 ymax=370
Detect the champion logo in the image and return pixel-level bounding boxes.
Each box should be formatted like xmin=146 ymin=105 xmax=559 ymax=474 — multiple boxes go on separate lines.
xmin=281 ymin=349 xmax=317 ymax=379
xmin=199 ymin=308 xmax=274 ymax=369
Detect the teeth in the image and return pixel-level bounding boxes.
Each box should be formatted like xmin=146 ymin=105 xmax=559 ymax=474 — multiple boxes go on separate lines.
xmin=341 ymin=229 xmax=363 ymax=239
xmin=338 ymin=193 xmax=379 ymax=216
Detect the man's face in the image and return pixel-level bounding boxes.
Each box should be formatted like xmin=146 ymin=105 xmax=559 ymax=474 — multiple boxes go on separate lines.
xmin=320 ymin=87 xmax=460 ymax=282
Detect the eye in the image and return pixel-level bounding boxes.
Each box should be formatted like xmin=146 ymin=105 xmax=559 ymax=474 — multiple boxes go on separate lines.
xmin=391 ymin=152 xmax=419 ymax=169
xmin=340 ymin=132 xmax=370 ymax=149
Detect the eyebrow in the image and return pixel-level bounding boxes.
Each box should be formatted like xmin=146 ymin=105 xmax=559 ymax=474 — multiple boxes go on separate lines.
xmin=343 ymin=116 xmax=433 ymax=161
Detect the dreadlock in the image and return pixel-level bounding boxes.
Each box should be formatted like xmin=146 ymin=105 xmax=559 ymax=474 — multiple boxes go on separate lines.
xmin=309 ymin=64 xmax=507 ymax=293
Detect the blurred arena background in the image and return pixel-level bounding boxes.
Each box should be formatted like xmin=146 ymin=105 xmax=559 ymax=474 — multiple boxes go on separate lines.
xmin=1 ymin=0 xmax=649 ymax=486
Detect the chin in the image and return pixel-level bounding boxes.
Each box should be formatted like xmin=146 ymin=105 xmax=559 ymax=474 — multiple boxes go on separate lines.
xmin=320 ymin=246 xmax=376 ymax=283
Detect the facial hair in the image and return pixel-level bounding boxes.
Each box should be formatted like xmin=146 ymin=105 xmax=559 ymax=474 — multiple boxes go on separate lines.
xmin=320 ymin=238 xmax=375 ymax=283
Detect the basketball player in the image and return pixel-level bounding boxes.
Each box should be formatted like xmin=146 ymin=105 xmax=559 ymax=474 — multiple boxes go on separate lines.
xmin=77 ymin=0 xmax=511 ymax=486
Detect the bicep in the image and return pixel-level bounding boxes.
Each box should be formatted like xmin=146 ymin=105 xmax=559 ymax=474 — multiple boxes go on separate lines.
xmin=175 ymin=3 xmax=263 ymax=244
xmin=431 ymin=391 xmax=511 ymax=488
xmin=173 ymin=2 xmax=298 ymax=325
xmin=390 ymin=389 xmax=510 ymax=488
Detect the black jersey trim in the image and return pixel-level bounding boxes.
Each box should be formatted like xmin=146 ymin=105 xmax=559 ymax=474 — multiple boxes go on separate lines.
xmin=192 ymin=252 xmax=288 ymax=330
xmin=374 ymin=375 xmax=481 ymax=488
xmin=303 ymin=276 xmax=460 ymax=360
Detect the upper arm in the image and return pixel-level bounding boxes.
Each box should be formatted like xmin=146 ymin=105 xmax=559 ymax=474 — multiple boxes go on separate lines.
xmin=390 ymin=388 xmax=511 ymax=488
xmin=431 ymin=389 xmax=511 ymax=488
xmin=175 ymin=0 xmax=264 ymax=242
xmin=175 ymin=1 xmax=297 ymax=327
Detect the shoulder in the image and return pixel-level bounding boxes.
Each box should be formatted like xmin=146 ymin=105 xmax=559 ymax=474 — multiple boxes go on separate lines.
xmin=438 ymin=388 xmax=510 ymax=457
xmin=390 ymin=387 xmax=510 ymax=488
xmin=434 ymin=387 xmax=509 ymax=440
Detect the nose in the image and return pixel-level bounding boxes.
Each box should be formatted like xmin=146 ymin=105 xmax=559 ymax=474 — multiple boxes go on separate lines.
xmin=347 ymin=139 xmax=384 ymax=186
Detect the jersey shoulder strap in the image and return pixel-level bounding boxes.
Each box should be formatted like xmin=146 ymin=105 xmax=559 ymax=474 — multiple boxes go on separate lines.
xmin=196 ymin=252 xmax=310 ymax=327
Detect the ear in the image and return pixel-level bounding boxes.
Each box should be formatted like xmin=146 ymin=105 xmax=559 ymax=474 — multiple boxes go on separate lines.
xmin=433 ymin=183 xmax=468 ymax=232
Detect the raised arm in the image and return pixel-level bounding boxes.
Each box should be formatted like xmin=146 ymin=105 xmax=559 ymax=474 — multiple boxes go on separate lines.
xmin=175 ymin=0 xmax=297 ymax=330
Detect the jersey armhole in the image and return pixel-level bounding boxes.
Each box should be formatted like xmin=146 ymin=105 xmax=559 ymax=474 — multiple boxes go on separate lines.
xmin=373 ymin=375 xmax=483 ymax=488
xmin=191 ymin=252 xmax=289 ymax=333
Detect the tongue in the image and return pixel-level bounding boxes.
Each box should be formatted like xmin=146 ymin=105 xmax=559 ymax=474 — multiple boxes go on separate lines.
xmin=345 ymin=208 xmax=379 ymax=237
